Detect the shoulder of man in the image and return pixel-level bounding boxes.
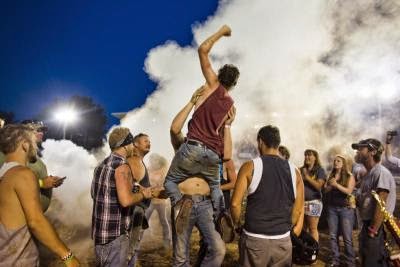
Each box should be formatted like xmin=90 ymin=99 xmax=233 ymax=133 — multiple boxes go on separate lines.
xmin=12 ymin=166 xmax=37 ymax=185
xmin=372 ymin=164 xmax=395 ymax=190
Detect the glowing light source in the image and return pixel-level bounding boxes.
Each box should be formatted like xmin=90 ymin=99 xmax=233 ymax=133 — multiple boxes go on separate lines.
xmin=55 ymin=108 xmax=77 ymax=123
xmin=54 ymin=108 xmax=78 ymax=139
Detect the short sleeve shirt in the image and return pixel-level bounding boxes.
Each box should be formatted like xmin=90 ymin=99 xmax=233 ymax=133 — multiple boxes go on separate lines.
xmin=303 ymin=166 xmax=327 ymax=201
xmin=358 ymin=163 xmax=396 ymax=220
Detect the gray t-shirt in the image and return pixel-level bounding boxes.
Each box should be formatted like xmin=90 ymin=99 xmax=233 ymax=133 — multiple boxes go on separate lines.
xmin=358 ymin=163 xmax=396 ymax=220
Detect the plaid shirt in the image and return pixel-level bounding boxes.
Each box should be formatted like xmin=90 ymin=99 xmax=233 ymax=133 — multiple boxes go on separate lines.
xmin=91 ymin=153 xmax=132 ymax=245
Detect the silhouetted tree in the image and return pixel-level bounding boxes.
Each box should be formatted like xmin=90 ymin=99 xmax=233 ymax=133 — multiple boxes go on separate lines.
xmin=0 ymin=111 xmax=15 ymax=124
xmin=37 ymin=96 xmax=107 ymax=150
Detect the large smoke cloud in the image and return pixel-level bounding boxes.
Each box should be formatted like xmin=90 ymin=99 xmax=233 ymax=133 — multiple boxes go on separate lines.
xmin=121 ymin=0 xmax=400 ymax=165
xmin=43 ymin=0 xmax=400 ymax=262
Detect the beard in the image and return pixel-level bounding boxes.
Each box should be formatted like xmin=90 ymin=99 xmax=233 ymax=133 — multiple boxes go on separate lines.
xmin=28 ymin=144 xmax=38 ymax=164
xmin=354 ymin=153 xmax=366 ymax=165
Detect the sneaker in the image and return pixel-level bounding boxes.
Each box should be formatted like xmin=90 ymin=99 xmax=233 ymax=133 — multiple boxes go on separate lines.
xmin=215 ymin=211 xmax=235 ymax=243
xmin=175 ymin=198 xmax=193 ymax=234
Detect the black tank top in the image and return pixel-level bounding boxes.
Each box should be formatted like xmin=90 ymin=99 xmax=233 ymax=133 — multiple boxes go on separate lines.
xmin=244 ymin=155 xmax=295 ymax=235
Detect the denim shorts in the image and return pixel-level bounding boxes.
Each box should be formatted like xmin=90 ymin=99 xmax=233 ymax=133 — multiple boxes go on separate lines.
xmin=304 ymin=199 xmax=323 ymax=217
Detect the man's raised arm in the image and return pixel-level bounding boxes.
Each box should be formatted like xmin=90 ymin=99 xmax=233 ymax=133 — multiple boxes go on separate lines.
xmin=385 ymin=133 xmax=400 ymax=168
xmin=198 ymin=25 xmax=231 ymax=89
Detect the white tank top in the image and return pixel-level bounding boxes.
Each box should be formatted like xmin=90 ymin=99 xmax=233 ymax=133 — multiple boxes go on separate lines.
xmin=0 ymin=162 xmax=21 ymax=180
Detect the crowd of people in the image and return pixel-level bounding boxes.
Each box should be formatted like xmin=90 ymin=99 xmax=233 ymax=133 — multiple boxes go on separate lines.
xmin=0 ymin=25 xmax=399 ymax=267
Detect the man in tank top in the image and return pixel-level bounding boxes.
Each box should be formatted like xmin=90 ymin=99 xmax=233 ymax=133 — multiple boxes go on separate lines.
xmin=126 ymin=133 xmax=154 ymax=267
xmin=0 ymin=124 xmax=79 ymax=266
xmin=231 ymin=125 xmax=304 ymax=267
xmin=164 ymin=25 xmax=240 ymax=229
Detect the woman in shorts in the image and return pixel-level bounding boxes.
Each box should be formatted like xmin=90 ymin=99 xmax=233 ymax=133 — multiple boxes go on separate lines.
xmin=300 ymin=149 xmax=327 ymax=242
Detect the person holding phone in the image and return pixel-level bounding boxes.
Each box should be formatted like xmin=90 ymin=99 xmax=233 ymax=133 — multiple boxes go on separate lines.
xmin=385 ymin=130 xmax=400 ymax=168
xmin=0 ymin=120 xmax=66 ymax=212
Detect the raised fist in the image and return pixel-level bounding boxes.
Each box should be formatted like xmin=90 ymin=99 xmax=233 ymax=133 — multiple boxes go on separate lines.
xmin=220 ymin=25 xmax=232 ymax=37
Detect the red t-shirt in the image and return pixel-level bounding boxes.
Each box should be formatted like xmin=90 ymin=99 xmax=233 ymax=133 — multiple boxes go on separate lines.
xmin=187 ymin=84 xmax=234 ymax=156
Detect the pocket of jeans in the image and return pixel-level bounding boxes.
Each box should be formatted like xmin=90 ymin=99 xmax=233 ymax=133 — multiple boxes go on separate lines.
xmin=206 ymin=150 xmax=221 ymax=165
xmin=277 ymin=236 xmax=291 ymax=250
xmin=244 ymin=235 xmax=263 ymax=251
xmin=96 ymin=242 xmax=112 ymax=265
xmin=178 ymin=145 xmax=200 ymax=172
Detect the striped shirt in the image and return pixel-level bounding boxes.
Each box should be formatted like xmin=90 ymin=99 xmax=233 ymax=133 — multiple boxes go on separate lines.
xmin=91 ymin=153 xmax=133 ymax=245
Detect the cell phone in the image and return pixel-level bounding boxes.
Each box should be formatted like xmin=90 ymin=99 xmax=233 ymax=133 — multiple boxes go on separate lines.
xmin=58 ymin=176 xmax=67 ymax=181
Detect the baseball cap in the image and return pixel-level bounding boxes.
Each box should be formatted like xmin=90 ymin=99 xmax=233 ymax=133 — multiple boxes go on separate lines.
xmin=21 ymin=119 xmax=48 ymax=132
xmin=351 ymin=138 xmax=384 ymax=153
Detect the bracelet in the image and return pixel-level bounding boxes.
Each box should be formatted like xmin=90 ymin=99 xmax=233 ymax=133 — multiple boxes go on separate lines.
xmin=224 ymin=124 xmax=231 ymax=128
xmin=38 ymin=179 xmax=44 ymax=188
xmin=61 ymin=251 xmax=73 ymax=261
xmin=368 ymin=225 xmax=378 ymax=236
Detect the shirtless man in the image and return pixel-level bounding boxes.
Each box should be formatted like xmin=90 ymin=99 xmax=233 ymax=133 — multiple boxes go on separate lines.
xmin=170 ymin=88 xmax=235 ymax=266
xmin=0 ymin=124 xmax=79 ymax=266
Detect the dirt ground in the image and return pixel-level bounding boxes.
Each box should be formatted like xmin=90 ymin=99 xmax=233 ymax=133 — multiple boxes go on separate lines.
xmin=40 ymin=177 xmax=400 ymax=267
xmin=40 ymin=204 xmax=361 ymax=267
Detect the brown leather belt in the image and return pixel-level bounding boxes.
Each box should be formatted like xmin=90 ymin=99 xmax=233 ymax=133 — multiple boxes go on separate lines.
xmin=187 ymin=139 xmax=207 ymax=148
xmin=183 ymin=194 xmax=211 ymax=203
xmin=186 ymin=139 xmax=221 ymax=158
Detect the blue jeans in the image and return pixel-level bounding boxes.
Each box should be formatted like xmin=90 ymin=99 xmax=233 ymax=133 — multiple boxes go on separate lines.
xmin=172 ymin=197 xmax=226 ymax=267
xmin=327 ymin=206 xmax=356 ymax=266
xmin=127 ymin=206 xmax=146 ymax=267
xmin=145 ymin=200 xmax=171 ymax=248
xmin=164 ymin=142 xmax=224 ymax=212
xmin=359 ymin=222 xmax=389 ymax=267
xmin=95 ymin=234 xmax=129 ymax=267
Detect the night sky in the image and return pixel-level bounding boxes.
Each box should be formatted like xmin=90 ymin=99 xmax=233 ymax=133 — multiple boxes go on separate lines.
xmin=0 ymin=1 xmax=218 ymax=126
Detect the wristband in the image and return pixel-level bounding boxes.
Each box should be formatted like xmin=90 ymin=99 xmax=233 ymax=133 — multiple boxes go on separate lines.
xmin=368 ymin=225 xmax=378 ymax=236
xmin=224 ymin=124 xmax=231 ymax=128
xmin=61 ymin=251 xmax=73 ymax=261
xmin=38 ymin=179 xmax=44 ymax=188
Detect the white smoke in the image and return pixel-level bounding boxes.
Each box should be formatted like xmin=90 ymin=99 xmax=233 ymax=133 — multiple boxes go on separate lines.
xmin=119 ymin=0 xmax=400 ymax=166
xmin=42 ymin=0 xmax=400 ymax=261
xmin=42 ymin=140 xmax=97 ymax=226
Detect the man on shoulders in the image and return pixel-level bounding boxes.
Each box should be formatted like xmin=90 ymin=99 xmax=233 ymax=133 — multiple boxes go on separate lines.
xmin=164 ymin=25 xmax=240 ymax=219
xmin=169 ymin=88 xmax=234 ymax=266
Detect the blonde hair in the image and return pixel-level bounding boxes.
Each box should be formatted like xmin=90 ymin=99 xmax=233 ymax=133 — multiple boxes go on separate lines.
xmin=109 ymin=127 xmax=130 ymax=150
xmin=0 ymin=124 xmax=35 ymax=154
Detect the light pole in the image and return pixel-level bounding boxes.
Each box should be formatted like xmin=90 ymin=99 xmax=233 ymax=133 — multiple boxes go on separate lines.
xmin=55 ymin=108 xmax=77 ymax=139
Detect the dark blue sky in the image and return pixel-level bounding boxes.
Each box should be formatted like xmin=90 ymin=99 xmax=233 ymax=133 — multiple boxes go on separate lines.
xmin=0 ymin=1 xmax=218 ymax=126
